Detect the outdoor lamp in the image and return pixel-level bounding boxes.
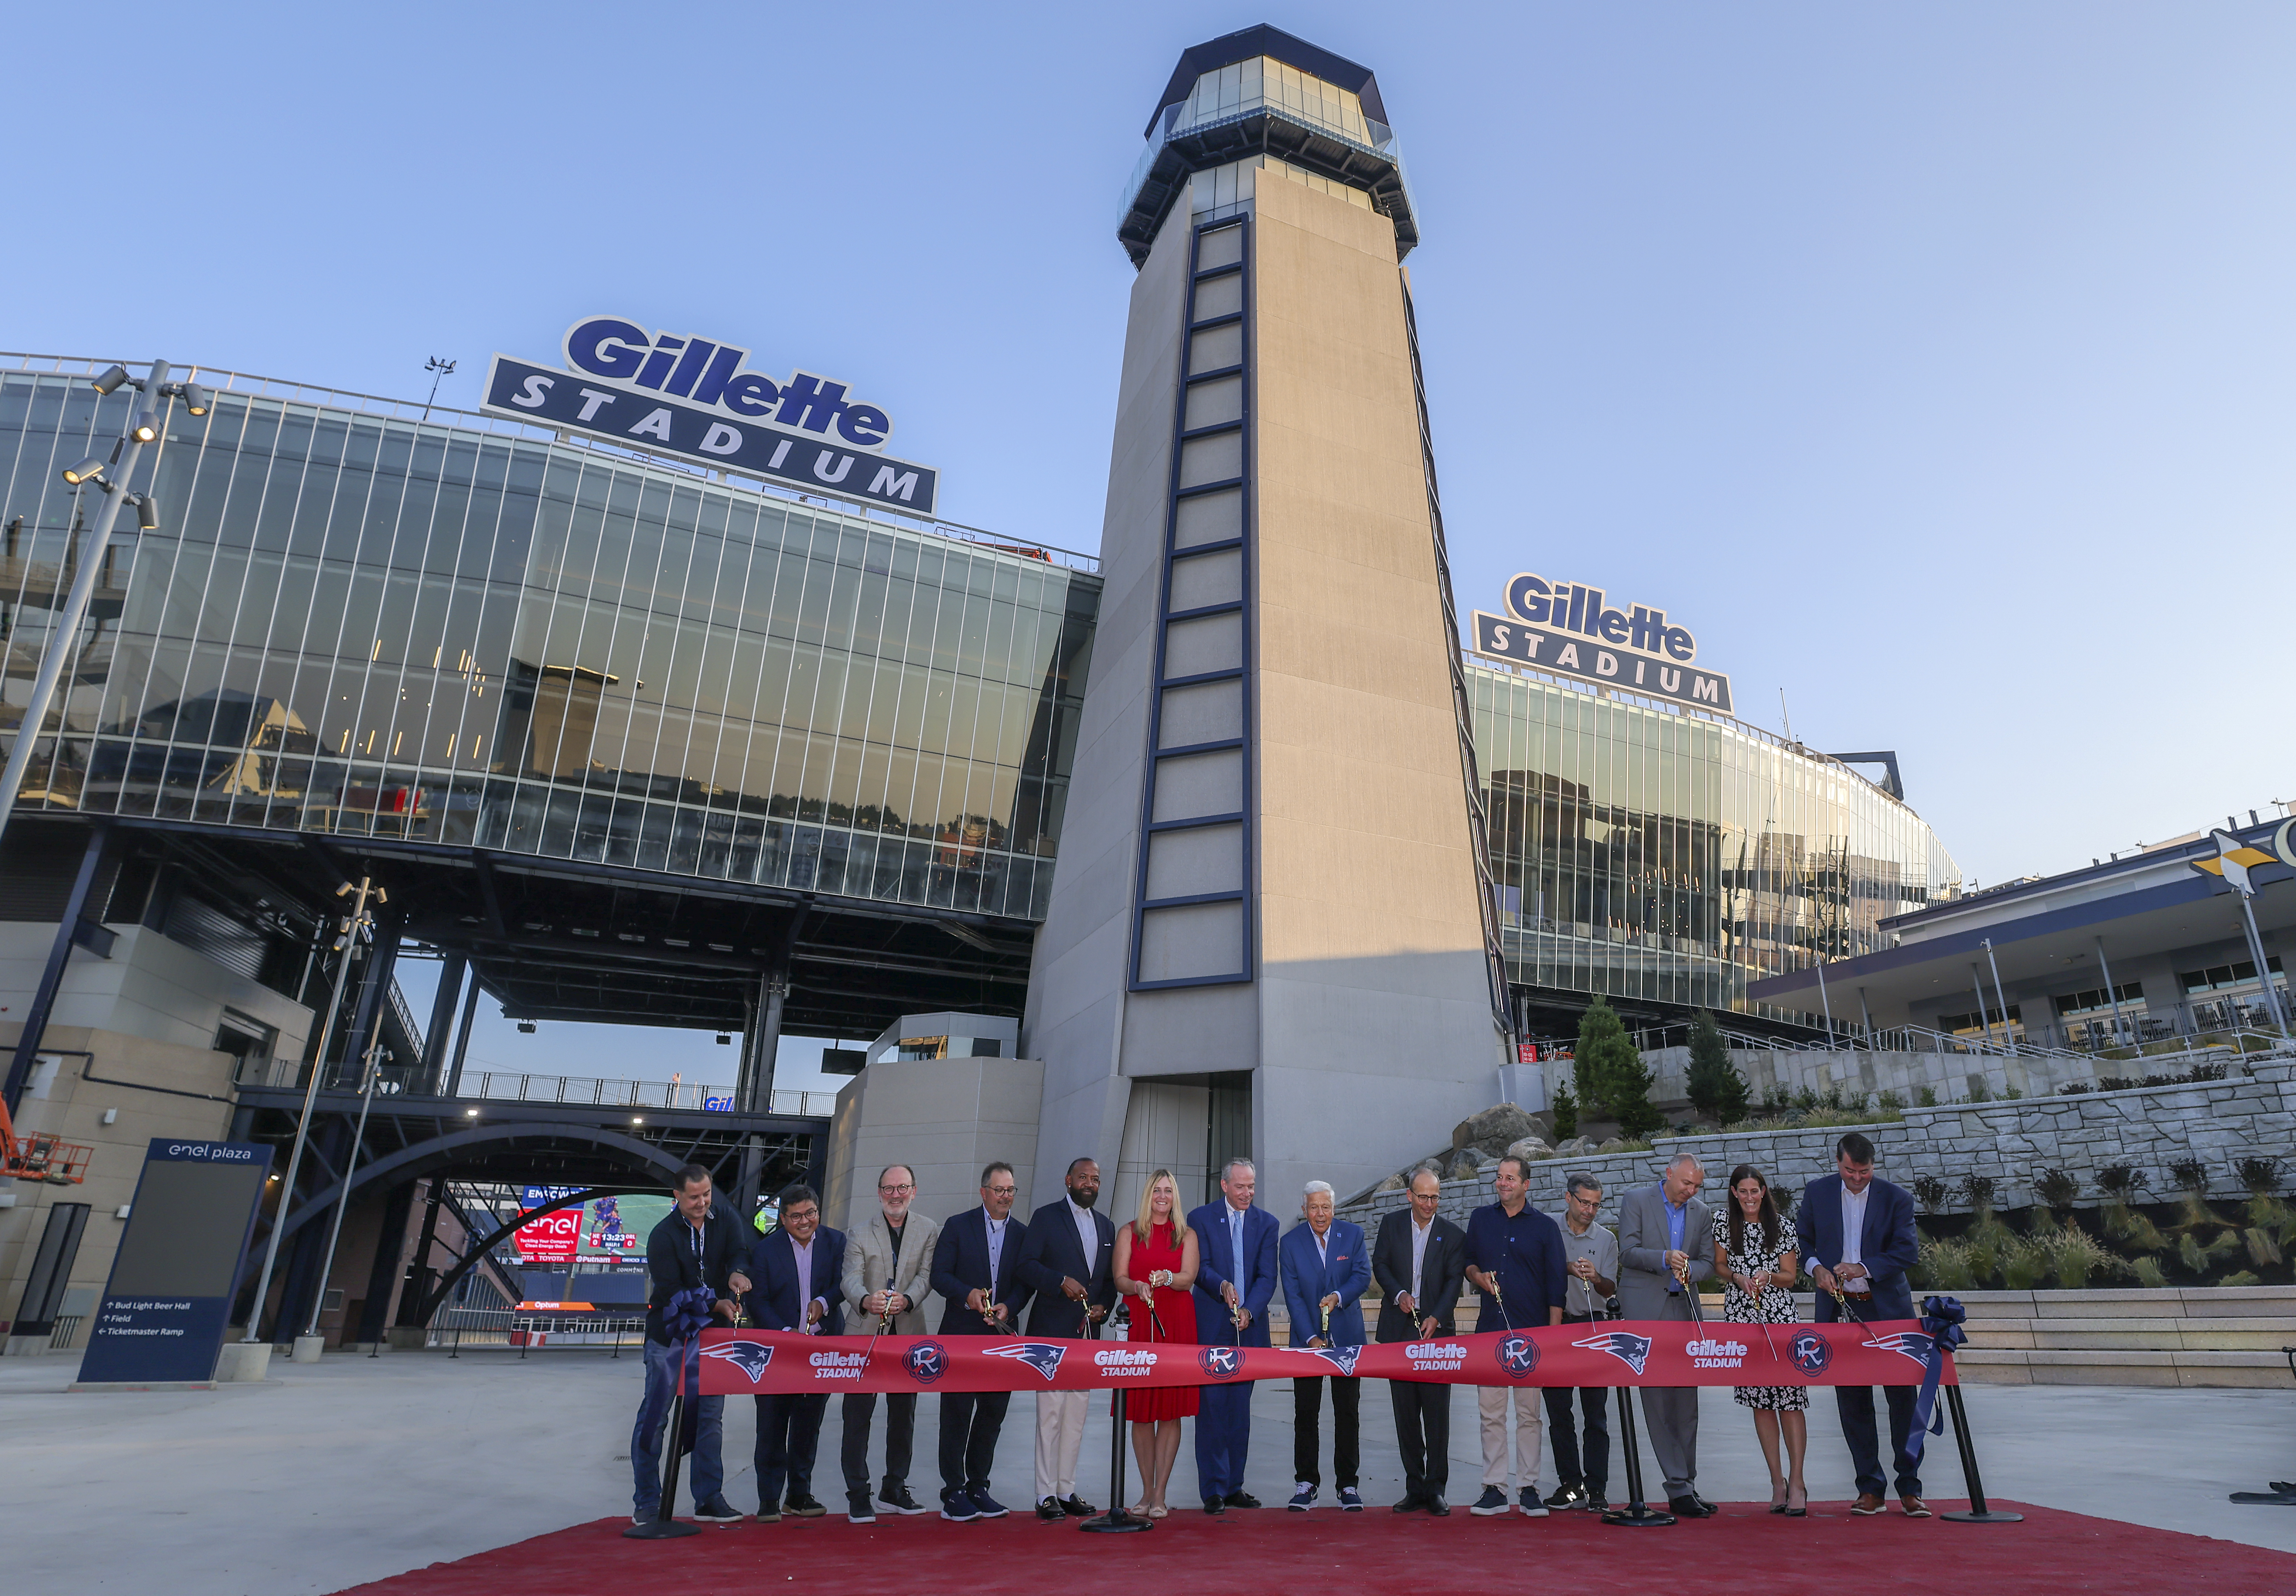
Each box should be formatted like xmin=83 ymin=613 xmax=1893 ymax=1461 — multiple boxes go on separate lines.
xmin=131 ymin=410 xmax=160 ymax=443
xmin=62 ymin=454 xmax=107 ymax=485
xmin=178 ymin=381 xmax=211 ymax=416
xmin=133 ymin=494 xmax=159 ymax=532
xmin=90 ymin=364 xmax=129 ymax=394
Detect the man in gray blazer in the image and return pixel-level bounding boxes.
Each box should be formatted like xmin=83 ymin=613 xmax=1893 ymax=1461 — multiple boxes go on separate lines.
xmin=837 ymin=1163 xmax=942 ymax=1523
xmin=1617 ymin=1154 xmax=1714 ymax=1518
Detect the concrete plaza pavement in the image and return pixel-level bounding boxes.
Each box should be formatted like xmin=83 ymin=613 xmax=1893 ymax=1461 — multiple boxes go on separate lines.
xmin=7 ymin=1346 xmax=2294 ymax=1594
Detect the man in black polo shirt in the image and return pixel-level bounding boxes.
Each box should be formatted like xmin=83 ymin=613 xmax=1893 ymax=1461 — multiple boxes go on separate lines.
xmin=1463 ymin=1155 xmax=1567 ymax=1517
xmin=632 ymin=1163 xmax=750 ymax=1525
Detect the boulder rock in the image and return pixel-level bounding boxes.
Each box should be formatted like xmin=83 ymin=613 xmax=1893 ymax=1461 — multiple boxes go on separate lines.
xmin=1505 ymin=1137 xmax=1553 ymax=1164
xmin=1453 ymin=1103 xmax=1543 ymax=1156
xmin=1553 ymin=1136 xmax=1600 ymax=1159
xmin=1595 ymin=1137 xmax=1629 ymax=1154
xmin=1446 ymin=1152 xmax=1485 ymax=1182
xmin=1376 ymin=1173 xmax=1407 ymax=1194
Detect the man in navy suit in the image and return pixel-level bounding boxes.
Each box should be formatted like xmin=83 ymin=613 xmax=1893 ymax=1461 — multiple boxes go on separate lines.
xmin=1015 ymin=1155 xmax=1116 ymax=1520
xmin=1279 ymin=1180 xmax=1372 ymax=1511
xmin=744 ymin=1183 xmax=845 ymax=1522
xmin=1796 ymin=1132 xmax=1927 ymax=1517
xmin=1189 ymin=1156 xmax=1279 ymax=1514
xmin=928 ymin=1161 xmax=1029 ymax=1521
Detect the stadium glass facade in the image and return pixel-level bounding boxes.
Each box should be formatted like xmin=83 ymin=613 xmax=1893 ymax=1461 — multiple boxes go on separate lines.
xmin=1469 ymin=656 xmax=1960 ymax=1017
xmin=0 ymin=360 xmax=1098 ymax=922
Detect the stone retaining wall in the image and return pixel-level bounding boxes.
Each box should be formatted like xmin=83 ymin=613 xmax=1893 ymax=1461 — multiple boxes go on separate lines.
xmin=1342 ymin=1057 xmax=2296 ymax=1231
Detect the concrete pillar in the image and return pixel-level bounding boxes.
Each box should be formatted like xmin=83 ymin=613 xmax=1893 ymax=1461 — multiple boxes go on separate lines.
xmin=418 ymin=954 xmax=467 ymax=1092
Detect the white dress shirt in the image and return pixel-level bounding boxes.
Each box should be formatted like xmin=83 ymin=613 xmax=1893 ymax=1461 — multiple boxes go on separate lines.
xmin=985 ymin=1213 xmax=1008 ymax=1290
xmin=1066 ymin=1196 xmax=1099 ymax=1278
xmin=1409 ymin=1213 xmax=1433 ymax=1302
xmin=791 ymin=1234 xmax=818 ymax=1329
xmin=1839 ymin=1183 xmax=1872 ymax=1294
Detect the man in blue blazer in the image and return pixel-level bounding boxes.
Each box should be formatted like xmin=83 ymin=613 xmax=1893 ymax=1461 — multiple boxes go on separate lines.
xmin=1795 ymin=1132 xmax=1927 ymax=1517
xmin=1189 ymin=1156 xmax=1280 ymax=1514
xmin=927 ymin=1161 xmax=1029 ymax=1521
xmin=744 ymin=1183 xmax=845 ymax=1522
xmin=1279 ymin=1180 xmax=1371 ymax=1511
xmin=1015 ymin=1155 xmax=1117 ymax=1519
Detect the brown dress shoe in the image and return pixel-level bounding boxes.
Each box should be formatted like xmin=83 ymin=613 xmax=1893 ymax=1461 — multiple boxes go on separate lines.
xmin=1850 ymin=1492 xmax=1887 ymax=1516
xmin=1899 ymin=1494 xmax=1932 ymax=1517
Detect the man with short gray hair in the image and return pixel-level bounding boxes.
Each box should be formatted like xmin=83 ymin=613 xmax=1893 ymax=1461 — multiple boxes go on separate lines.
xmin=1278 ymin=1180 xmax=1370 ymax=1510
xmin=1190 ymin=1158 xmax=1279 ymax=1513
xmin=1374 ymin=1166 xmax=1466 ymax=1513
xmin=1619 ymin=1154 xmax=1714 ymax=1517
xmin=837 ymin=1162 xmax=940 ymax=1522
xmin=1543 ymin=1172 xmax=1619 ymax=1511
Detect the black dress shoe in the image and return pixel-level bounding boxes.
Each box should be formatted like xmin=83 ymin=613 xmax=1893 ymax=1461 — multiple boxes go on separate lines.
xmin=1392 ymin=1495 xmax=1424 ymax=1512
xmin=1059 ymin=1495 xmax=1095 ymax=1517
xmin=1668 ymin=1495 xmax=1717 ymax=1519
xmin=1224 ymin=1491 xmax=1262 ymax=1509
xmin=1202 ymin=1497 xmax=1227 ymax=1515
xmin=1425 ymin=1495 xmax=1452 ymax=1516
xmin=1036 ymin=1497 xmax=1064 ymax=1521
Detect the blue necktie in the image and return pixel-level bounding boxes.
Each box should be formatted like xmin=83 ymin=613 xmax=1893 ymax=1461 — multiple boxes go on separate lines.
xmin=1231 ymin=1209 xmax=1244 ymax=1297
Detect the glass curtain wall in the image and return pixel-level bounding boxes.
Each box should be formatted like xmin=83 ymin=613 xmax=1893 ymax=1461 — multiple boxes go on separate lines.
xmin=0 ymin=369 xmax=1098 ymax=921
xmin=1469 ymin=660 xmax=1960 ymax=1017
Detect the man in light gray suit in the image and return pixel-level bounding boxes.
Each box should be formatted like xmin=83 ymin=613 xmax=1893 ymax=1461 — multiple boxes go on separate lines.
xmin=837 ymin=1163 xmax=942 ymax=1523
xmin=1617 ymin=1154 xmax=1714 ymax=1518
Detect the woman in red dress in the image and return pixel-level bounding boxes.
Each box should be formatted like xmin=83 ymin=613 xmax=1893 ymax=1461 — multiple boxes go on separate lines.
xmin=1112 ymin=1168 xmax=1199 ymax=1517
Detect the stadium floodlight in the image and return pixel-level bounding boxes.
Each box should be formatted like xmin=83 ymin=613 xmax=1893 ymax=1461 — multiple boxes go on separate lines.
xmin=134 ymin=494 xmax=159 ymax=532
xmin=62 ymin=454 xmax=107 ymax=486
xmin=131 ymin=410 xmax=161 ymax=443
xmin=178 ymin=381 xmax=211 ymax=416
xmin=90 ymin=364 xmax=130 ymax=394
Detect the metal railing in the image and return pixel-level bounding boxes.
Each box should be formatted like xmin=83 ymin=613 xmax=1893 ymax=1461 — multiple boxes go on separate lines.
xmin=431 ymin=1308 xmax=648 ymax=1357
xmin=0 ymin=352 xmax=1100 ymax=575
xmin=236 ymin=1054 xmax=839 ymax=1117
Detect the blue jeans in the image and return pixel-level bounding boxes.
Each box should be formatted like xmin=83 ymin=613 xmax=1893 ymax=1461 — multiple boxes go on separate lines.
xmin=632 ymin=1337 xmax=724 ymax=1515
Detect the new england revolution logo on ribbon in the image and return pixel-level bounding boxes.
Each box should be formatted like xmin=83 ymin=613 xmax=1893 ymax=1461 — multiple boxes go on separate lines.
xmin=1494 ymin=1333 xmax=1541 ymax=1380
xmin=1198 ymin=1345 xmax=1245 ymax=1380
xmin=1790 ymin=1331 xmax=1833 ymax=1375
xmin=1863 ymin=1331 xmax=1936 ymax=1368
xmin=903 ymin=1340 xmax=949 ymax=1385
xmin=983 ymin=1342 xmax=1069 ymax=1380
xmin=1308 ymin=1346 xmax=1363 ymax=1376
xmin=700 ymin=1340 xmax=775 ymax=1384
xmin=1571 ymin=1330 xmax=1654 ymax=1376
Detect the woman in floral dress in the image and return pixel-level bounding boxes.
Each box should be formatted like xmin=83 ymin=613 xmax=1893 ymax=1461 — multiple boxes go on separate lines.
xmin=1711 ymin=1163 xmax=1808 ymax=1515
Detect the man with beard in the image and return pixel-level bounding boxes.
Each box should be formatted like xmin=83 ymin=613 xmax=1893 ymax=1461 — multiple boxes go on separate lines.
xmin=1015 ymin=1156 xmax=1117 ymax=1519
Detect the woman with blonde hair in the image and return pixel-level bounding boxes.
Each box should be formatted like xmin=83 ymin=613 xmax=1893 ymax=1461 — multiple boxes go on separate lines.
xmin=1112 ymin=1168 xmax=1200 ymax=1517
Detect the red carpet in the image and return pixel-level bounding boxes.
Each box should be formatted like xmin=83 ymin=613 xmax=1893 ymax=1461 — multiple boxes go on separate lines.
xmin=348 ymin=1499 xmax=2295 ymax=1594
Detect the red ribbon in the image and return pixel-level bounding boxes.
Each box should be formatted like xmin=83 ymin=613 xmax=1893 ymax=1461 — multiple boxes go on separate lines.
xmin=693 ymin=1321 xmax=1956 ymax=1396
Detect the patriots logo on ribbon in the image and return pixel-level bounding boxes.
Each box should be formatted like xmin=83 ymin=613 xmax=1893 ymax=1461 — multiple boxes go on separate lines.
xmin=700 ymin=1339 xmax=775 ymax=1384
xmin=983 ymin=1341 xmax=1068 ymax=1380
xmin=1571 ymin=1330 xmax=1654 ymax=1376
xmin=1790 ymin=1331 xmax=1833 ymax=1375
xmin=1199 ymin=1345 xmax=1244 ymax=1380
xmin=903 ymin=1340 xmax=949 ymax=1385
xmin=1309 ymin=1345 xmax=1363 ymax=1376
xmin=1494 ymin=1334 xmax=1541 ymax=1380
xmin=1864 ymin=1331 xmax=1936 ymax=1368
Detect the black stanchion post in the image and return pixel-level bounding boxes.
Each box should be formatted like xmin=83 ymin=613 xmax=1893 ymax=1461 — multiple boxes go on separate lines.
xmin=626 ymin=1340 xmax=706 ymax=1540
xmin=1081 ymin=1305 xmax=1150 ymax=1533
xmin=1938 ymin=1384 xmax=2021 ymax=1524
xmin=1601 ymin=1299 xmax=1674 ymax=1528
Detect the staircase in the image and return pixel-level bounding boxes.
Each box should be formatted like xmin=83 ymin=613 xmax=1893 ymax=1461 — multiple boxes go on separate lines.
xmin=1951 ymin=1286 xmax=2296 ymax=1388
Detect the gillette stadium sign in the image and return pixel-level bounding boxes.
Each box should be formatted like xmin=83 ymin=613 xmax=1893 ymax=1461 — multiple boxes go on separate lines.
xmin=482 ymin=316 xmax=938 ymax=514
xmin=1473 ymin=573 xmax=1733 ymax=714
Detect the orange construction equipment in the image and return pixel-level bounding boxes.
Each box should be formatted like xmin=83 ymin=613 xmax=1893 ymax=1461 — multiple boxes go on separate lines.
xmin=0 ymin=1093 xmax=92 ymax=1184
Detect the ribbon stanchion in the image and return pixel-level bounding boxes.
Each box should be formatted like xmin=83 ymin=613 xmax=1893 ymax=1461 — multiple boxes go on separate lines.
xmin=1080 ymin=1301 xmax=1149 ymax=1534
xmin=627 ymin=1286 xmax=716 ymax=1540
xmin=1597 ymin=1299 xmax=1673 ymax=1530
xmin=1923 ymin=1295 xmax=2021 ymax=1526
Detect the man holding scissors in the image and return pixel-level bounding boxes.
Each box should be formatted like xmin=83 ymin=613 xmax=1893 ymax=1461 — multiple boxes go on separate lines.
xmin=1463 ymin=1155 xmax=1566 ymax=1517
xmin=1619 ymin=1154 xmax=1714 ymax=1518
xmin=838 ymin=1163 xmax=939 ymax=1524
xmin=1373 ymin=1166 xmax=1465 ymax=1514
xmin=1543 ymin=1172 xmax=1619 ymax=1511
xmin=1189 ymin=1157 xmax=1279 ymax=1514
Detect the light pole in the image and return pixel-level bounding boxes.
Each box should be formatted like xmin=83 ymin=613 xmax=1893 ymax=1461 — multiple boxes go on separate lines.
xmin=0 ymin=360 xmax=209 ymax=846
xmin=305 ymin=1038 xmax=384 ymax=1346
xmin=241 ymin=876 xmax=383 ymax=1351
xmin=1982 ymin=938 xmax=2015 ymax=1055
xmin=421 ymin=356 xmax=456 ymax=420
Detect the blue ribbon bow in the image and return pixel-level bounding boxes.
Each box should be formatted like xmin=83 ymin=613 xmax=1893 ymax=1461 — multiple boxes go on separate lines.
xmin=1907 ymin=1295 xmax=1968 ymax=1464
xmin=661 ymin=1283 xmax=717 ymax=1346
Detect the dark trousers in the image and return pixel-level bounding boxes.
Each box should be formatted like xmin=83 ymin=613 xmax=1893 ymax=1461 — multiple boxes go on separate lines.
xmin=753 ymin=1392 xmax=828 ymax=1508
xmin=1388 ymin=1378 xmax=1450 ymax=1501
xmin=1835 ymin=1384 xmax=1921 ymax=1498
xmin=937 ymin=1389 xmax=1010 ymax=1499
xmin=1196 ymin=1380 xmax=1253 ymax=1502
xmin=840 ymin=1391 xmax=916 ymax=1495
xmin=1292 ymin=1375 xmax=1360 ymax=1489
xmin=1545 ymin=1312 xmax=1610 ymax=1494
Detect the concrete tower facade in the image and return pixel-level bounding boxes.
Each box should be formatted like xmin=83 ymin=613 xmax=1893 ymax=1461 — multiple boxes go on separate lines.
xmin=1024 ymin=28 xmax=1512 ymax=1214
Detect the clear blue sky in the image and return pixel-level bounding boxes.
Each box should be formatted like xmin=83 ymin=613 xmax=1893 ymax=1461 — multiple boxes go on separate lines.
xmin=12 ymin=5 xmax=2290 ymax=1077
